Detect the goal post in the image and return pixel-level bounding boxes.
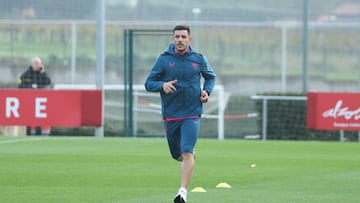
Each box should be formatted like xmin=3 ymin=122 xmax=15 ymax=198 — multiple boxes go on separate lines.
xmin=123 ymin=28 xmax=227 ymax=139
xmin=251 ymin=95 xmax=307 ymax=140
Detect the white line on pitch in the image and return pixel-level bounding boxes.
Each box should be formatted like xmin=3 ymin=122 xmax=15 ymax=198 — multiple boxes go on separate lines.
xmin=0 ymin=137 xmax=50 ymax=144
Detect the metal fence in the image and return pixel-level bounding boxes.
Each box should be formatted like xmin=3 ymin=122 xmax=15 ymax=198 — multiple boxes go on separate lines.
xmin=1 ymin=20 xmax=359 ymax=91
xmin=1 ymin=20 xmax=360 ymax=138
xmin=1 ymin=0 xmax=360 ymax=138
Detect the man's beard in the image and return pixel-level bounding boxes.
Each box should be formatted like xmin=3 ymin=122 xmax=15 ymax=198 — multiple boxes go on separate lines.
xmin=176 ymin=43 xmax=186 ymax=52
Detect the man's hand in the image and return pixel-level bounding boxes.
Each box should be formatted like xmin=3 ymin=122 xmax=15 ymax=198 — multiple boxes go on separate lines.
xmin=163 ymin=79 xmax=177 ymax=94
xmin=40 ymin=65 xmax=45 ymax=73
xmin=200 ymin=90 xmax=209 ymax=103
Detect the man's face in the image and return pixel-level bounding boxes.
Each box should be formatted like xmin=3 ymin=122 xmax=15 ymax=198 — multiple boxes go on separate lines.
xmin=173 ymin=30 xmax=192 ymax=53
xmin=32 ymin=59 xmax=42 ymax=71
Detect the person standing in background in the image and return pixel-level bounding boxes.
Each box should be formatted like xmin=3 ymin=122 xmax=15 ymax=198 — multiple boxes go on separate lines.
xmin=18 ymin=57 xmax=51 ymax=135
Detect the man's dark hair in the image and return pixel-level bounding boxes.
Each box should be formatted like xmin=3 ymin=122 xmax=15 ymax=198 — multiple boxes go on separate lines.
xmin=173 ymin=25 xmax=191 ymax=35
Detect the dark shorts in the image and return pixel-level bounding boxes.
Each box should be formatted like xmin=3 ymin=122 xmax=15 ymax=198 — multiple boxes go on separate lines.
xmin=164 ymin=117 xmax=200 ymax=160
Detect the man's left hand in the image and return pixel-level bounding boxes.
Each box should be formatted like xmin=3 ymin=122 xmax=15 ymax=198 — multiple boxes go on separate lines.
xmin=200 ymin=90 xmax=208 ymax=103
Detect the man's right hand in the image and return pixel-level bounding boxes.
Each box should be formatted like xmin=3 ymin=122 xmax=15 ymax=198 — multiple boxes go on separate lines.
xmin=162 ymin=79 xmax=177 ymax=94
xmin=39 ymin=65 xmax=45 ymax=73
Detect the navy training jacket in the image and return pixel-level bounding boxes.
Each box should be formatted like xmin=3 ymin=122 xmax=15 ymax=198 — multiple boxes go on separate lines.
xmin=145 ymin=44 xmax=216 ymax=118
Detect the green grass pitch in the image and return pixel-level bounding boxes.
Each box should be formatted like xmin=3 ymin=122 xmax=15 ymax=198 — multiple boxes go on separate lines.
xmin=0 ymin=136 xmax=359 ymax=203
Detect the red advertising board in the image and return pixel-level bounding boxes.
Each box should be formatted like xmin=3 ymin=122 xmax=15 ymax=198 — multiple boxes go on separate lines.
xmin=0 ymin=89 xmax=102 ymax=127
xmin=307 ymin=92 xmax=360 ymax=130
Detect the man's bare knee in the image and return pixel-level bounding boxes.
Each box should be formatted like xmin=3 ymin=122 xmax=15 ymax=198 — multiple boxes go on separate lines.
xmin=182 ymin=152 xmax=194 ymax=160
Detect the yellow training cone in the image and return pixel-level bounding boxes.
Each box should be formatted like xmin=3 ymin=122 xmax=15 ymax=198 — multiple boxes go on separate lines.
xmin=191 ymin=187 xmax=207 ymax=192
xmin=216 ymin=182 xmax=232 ymax=188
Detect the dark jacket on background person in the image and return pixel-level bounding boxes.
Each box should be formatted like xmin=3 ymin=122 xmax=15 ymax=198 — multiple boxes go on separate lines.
xmin=18 ymin=66 xmax=51 ymax=89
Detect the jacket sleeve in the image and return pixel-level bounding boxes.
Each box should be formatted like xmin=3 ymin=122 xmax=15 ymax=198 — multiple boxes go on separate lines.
xmin=18 ymin=73 xmax=25 ymax=88
xmin=201 ymin=55 xmax=216 ymax=95
xmin=145 ymin=56 xmax=164 ymax=92
xmin=18 ymin=71 xmax=30 ymax=88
